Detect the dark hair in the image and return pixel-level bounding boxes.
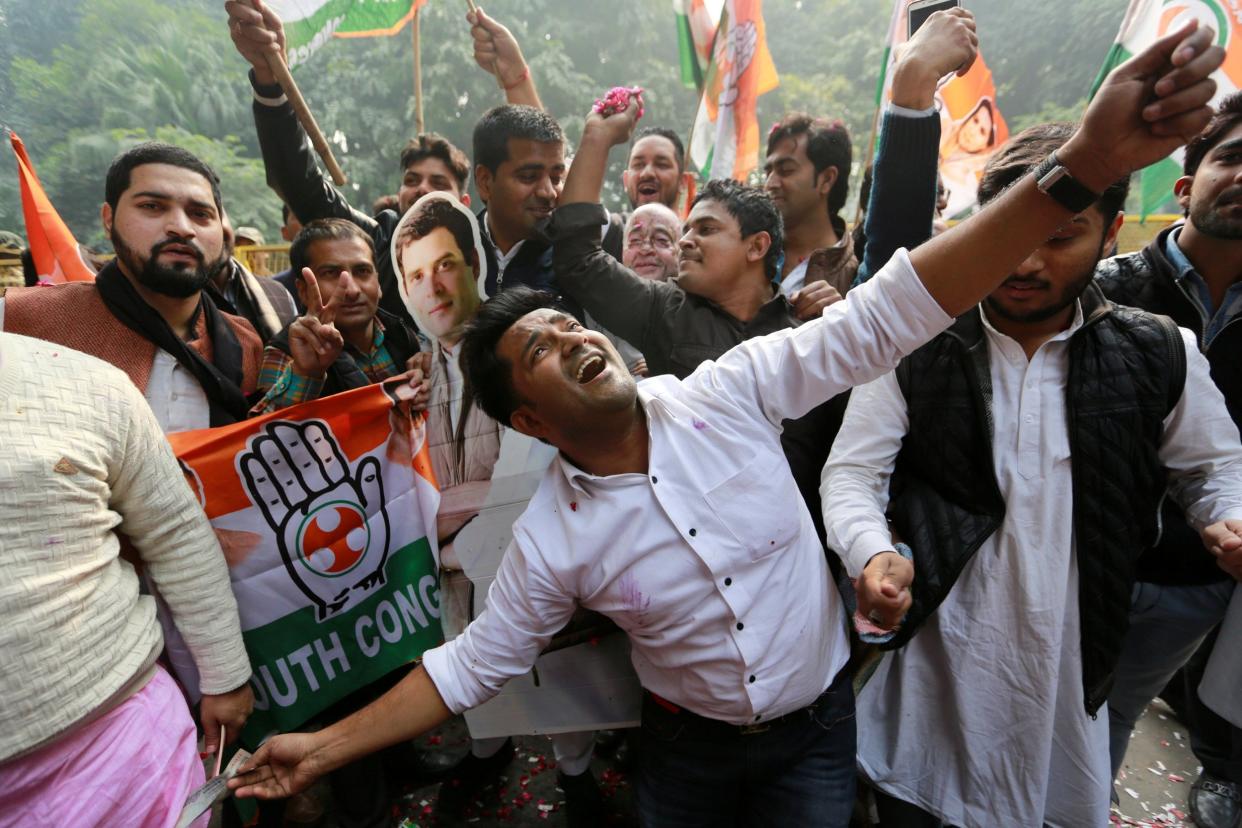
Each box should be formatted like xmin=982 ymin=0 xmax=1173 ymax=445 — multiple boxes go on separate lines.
xmin=766 ymin=113 xmax=853 ymax=222
xmin=691 ymin=179 xmax=784 ymax=281
xmin=472 ymin=105 xmax=565 ymax=174
xmin=1183 ymin=92 xmax=1242 ymax=176
xmin=400 ymin=132 xmax=471 ymax=190
xmin=289 ymin=218 xmax=376 ymax=278
xmin=461 ymin=287 xmax=562 ymax=426
xmin=630 ymin=126 xmax=686 ymax=173
xmin=393 ymin=197 xmax=478 ymax=276
xmin=104 ymin=142 xmax=222 ymax=213
xmin=977 ymin=122 xmax=1130 ymax=223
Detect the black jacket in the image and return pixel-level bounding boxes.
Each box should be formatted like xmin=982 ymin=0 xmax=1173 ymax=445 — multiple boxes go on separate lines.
xmin=1095 ymin=225 xmax=1242 ymax=586
xmin=267 ymin=308 xmax=421 ymax=399
xmin=884 ymin=285 xmax=1186 ymax=715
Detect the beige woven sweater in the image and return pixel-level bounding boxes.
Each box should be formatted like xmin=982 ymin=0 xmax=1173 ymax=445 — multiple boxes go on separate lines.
xmin=0 ymin=333 xmax=251 ymax=761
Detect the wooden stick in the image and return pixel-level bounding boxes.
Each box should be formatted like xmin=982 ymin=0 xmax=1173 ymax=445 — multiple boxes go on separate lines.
xmin=413 ymin=7 xmax=425 ymax=133
xmin=242 ymin=0 xmax=347 ymax=185
xmin=463 ymin=0 xmax=506 ymax=91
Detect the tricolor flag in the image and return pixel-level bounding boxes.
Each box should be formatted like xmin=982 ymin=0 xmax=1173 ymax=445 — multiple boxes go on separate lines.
xmin=9 ymin=132 xmax=94 ymax=284
xmin=1092 ymin=0 xmax=1241 ymax=217
xmin=675 ymin=0 xmax=723 ymax=90
xmin=164 ymin=382 xmax=443 ymax=744
xmin=687 ymin=0 xmax=780 ymax=182
xmin=268 ymin=0 xmax=425 ymax=67
xmin=875 ymin=1 xmax=1009 ymax=219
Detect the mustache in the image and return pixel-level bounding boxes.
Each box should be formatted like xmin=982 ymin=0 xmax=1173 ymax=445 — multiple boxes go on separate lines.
xmin=151 ymin=237 xmax=206 ymax=263
xmin=1002 ymin=274 xmax=1049 ymax=288
xmin=1215 ymin=185 xmax=1242 ymax=207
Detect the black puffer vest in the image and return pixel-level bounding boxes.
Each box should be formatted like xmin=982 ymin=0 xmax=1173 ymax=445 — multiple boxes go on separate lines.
xmin=1096 ymin=225 xmax=1242 ymax=586
xmin=884 ymin=284 xmax=1186 ymax=715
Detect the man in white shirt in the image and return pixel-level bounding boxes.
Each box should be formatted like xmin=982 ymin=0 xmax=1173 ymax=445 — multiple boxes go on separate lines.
xmin=229 ymin=20 xmax=1225 ymax=827
xmin=822 ymin=124 xmax=1242 ymax=827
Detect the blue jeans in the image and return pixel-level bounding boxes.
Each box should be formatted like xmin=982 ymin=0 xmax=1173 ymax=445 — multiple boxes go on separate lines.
xmin=635 ymin=669 xmax=857 ymax=828
xmin=1107 ymin=579 xmax=1234 ymax=779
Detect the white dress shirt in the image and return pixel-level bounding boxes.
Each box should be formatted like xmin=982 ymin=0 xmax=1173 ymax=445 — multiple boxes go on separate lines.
xmin=422 ymin=249 xmax=953 ymax=724
xmin=822 ymin=306 xmax=1242 ymax=827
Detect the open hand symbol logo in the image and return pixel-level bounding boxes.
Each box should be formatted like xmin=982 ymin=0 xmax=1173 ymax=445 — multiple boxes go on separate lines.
xmin=240 ymin=421 xmax=391 ymax=621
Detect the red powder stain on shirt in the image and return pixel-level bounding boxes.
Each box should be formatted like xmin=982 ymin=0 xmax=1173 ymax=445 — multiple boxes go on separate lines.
xmin=570 ymin=501 xmax=578 ymax=511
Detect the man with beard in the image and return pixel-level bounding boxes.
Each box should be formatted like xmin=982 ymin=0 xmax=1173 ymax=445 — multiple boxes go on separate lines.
xmin=622 ymin=127 xmax=693 ymax=213
xmin=1097 ymin=94 xmax=1242 ymax=828
xmin=225 ymin=22 xmax=1228 ymax=825
xmin=0 ymin=142 xmax=263 ymax=432
xmin=821 ymin=122 xmax=1242 ymax=827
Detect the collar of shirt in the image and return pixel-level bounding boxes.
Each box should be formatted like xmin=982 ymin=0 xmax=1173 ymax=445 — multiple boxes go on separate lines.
xmin=979 ymin=300 xmax=1085 ymax=362
xmin=343 ymin=317 xmax=386 ymax=358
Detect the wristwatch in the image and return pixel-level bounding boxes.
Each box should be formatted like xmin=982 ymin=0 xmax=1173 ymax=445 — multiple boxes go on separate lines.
xmin=1033 ymin=151 xmax=1100 ymax=214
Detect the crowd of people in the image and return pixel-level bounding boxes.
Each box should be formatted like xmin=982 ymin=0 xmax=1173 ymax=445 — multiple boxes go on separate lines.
xmin=2 ymin=3 xmax=1242 ymax=828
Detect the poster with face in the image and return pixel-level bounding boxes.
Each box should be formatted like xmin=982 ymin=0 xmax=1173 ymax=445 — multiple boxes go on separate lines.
xmin=392 ymin=193 xmax=642 ymax=737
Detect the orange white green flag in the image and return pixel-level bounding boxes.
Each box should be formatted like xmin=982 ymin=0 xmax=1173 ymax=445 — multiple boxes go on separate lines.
xmin=9 ymin=131 xmax=95 ymax=284
xmin=687 ymin=0 xmax=780 ymax=182
xmin=1092 ymin=0 xmax=1242 ymax=217
xmin=266 ymin=0 xmax=425 ymax=67
xmin=675 ymin=0 xmax=723 ymax=90
xmin=874 ymin=0 xmax=1009 ymax=219
xmin=163 ymin=381 xmax=443 ymax=745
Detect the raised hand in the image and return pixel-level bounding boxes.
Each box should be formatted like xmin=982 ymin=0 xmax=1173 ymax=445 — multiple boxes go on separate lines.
xmin=855 ymin=551 xmax=914 ymax=632
xmin=891 ymin=7 xmax=979 ymax=109
xmin=225 ymin=0 xmax=286 ymax=85
xmin=583 ymin=94 xmax=642 ymax=149
xmin=468 ymin=7 xmax=527 ymax=87
xmin=1063 ymin=19 xmax=1224 ymax=193
xmin=288 ymin=270 xmax=345 ymax=379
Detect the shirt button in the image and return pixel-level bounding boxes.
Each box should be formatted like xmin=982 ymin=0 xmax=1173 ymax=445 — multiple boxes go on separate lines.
xmin=736 ymin=622 xmax=744 ymax=631
xmin=754 ymin=714 xmax=762 ymax=721
xmin=749 ymin=675 xmax=756 ymax=683
xmin=724 ymin=577 xmax=732 ymax=586
xmin=689 ymin=528 xmax=697 ymax=537
xmin=651 ymin=476 xmax=658 ymax=484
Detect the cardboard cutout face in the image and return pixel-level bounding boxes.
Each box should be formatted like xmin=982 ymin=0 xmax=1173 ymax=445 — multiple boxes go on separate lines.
xmin=391 ymin=192 xmax=490 ymax=351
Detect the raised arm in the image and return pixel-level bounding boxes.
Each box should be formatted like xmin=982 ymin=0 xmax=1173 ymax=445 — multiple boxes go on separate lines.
xmin=551 ymin=99 xmax=681 ymax=353
xmin=912 ymin=20 xmax=1221 ymax=317
xmin=226 ymin=0 xmax=377 ymax=231
xmin=468 ymin=8 xmax=543 ymax=109
xmin=857 ymin=8 xmax=977 ymax=283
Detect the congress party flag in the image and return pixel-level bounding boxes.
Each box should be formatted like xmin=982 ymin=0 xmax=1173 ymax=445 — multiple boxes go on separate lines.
xmin=675 ymin=0 xmax=723 ymax=90
xmin=687 ymin=0 xmax=780 ymax=182
xmin=164 ymin=381 xmax=442 ymax=744
xmin=1092 ymin=0 xmax=1242 ymax=217
xmin=9 ymin=132 xmax=94 ymax=284
xmin=267 ymin=0 xmax=425 ymax=67
xmin=874 ymin=1 xmax=1009 ymax=219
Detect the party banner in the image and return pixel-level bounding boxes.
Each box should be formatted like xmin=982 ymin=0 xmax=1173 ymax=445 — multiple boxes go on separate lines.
xmin=1093 ymin=0 xmax=1242 ymax=217
xmin=266 ymin=0 xmax=424 ymax=67
xmin=165 ymin=381 xmax=442 ymax=744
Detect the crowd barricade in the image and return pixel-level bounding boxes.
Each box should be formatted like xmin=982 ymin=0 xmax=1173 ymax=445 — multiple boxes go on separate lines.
xmin=235 ymin=244 xmax=292 ymax=277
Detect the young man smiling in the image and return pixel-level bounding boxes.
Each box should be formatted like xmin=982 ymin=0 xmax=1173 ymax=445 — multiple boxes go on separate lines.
xmin=227 ymin=22 xmax=1227 ymax=827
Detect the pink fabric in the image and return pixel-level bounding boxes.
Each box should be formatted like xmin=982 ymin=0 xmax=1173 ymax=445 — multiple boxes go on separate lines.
xmin=0 ymin=666 xmax=208 ymax=828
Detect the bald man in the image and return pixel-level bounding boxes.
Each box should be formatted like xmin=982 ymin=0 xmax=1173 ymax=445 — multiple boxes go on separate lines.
xmin=621 ymin=203 xmax=679 ymax=282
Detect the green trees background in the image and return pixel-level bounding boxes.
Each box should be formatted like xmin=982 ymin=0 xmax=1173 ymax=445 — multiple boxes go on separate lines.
xmin=0 ymin=0 xmax=1128 ymax=248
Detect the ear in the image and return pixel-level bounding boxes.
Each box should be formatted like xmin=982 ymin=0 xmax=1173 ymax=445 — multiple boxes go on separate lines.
xmin=1174 ymin=175 xmax=1194 ymax=213
xmin=1103 ymin=211 xmax=1124 ymax=254
xmin=745 ymin=229 xmax=773 ymax=267
xmin=622 ymin=169 xmax=634 ymax=189
xmin=816 ymin=166 xmax=839 ymax=198
xmin=475 ymin=164 xmax=493 ymax=204
xmin=509 ymin=405 xmax=549 ymax=442
xmin=460 ymin=192 xmax=472 ymax=207
xmin=101 ymin=202 xmax=113 ymax=236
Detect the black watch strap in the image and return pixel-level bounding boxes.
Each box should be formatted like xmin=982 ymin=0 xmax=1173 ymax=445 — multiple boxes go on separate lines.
xmin=1033 ymin=152 xmax=1100 ymax=213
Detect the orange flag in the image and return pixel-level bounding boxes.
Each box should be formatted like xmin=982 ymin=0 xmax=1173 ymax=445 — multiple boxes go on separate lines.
xmin=9 ymin=132 xmax=94 ymax=283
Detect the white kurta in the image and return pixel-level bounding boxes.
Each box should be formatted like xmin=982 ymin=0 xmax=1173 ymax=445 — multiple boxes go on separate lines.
xmin=823 ymin=305 xmax=1242 ymax=828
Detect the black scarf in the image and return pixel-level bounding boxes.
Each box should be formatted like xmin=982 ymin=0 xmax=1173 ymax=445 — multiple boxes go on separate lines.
xmin=95 ymin=261 xmax=250 ymax=426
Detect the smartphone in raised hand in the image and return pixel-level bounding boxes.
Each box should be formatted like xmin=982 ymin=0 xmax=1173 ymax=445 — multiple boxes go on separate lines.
xmin=908 ymin=0 xmax=961 ymax=37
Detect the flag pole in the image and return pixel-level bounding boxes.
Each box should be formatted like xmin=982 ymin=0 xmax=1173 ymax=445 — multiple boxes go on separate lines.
xmin=413 ymin=6 xmax=425 ymax=133
xmin=240 ymin=0 xmax=347 ymax=185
